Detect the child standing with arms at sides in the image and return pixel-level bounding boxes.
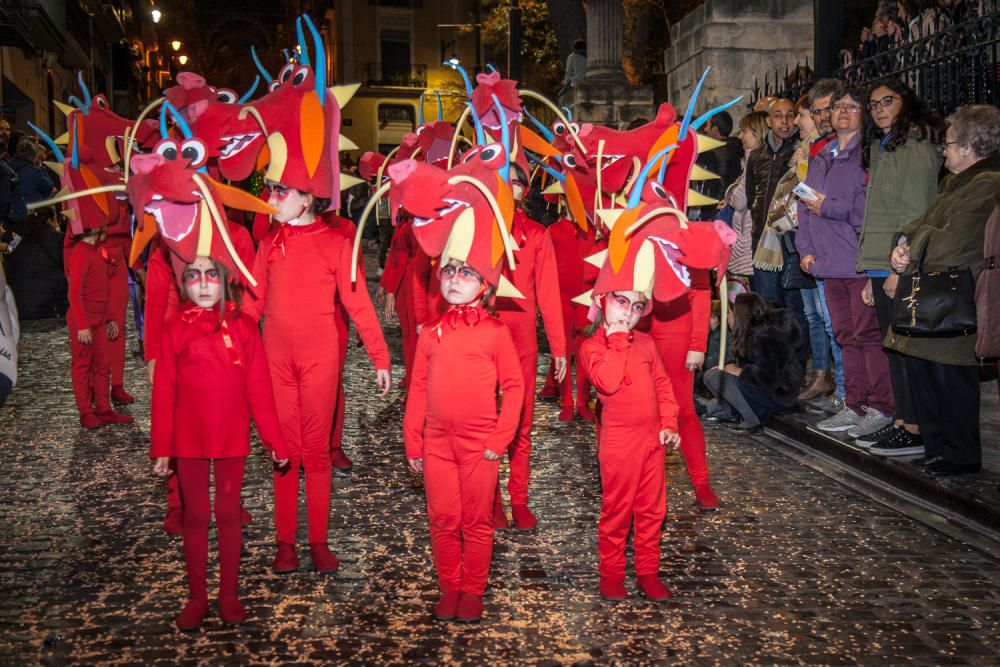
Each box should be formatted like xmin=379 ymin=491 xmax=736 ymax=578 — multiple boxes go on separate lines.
xmin=579 ymin=290 xmax=680 ymax=601
xmin=66 ymin=224 xmax=132 ymax=429
xmin=403 ymin=260 xmax=525 ymax=624
xmin=151 ymin=256 xmax=289 ymax=631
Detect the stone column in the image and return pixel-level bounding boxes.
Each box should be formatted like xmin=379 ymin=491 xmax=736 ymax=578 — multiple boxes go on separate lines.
xmin=584 ymin=0 xmax=627 ymax=82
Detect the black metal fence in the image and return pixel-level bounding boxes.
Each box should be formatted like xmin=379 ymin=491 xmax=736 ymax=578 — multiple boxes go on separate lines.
xmin=749 ymin=4 xmax=1000 ymax=115
xmin=364 ymin=63 xmax=428 ymax=89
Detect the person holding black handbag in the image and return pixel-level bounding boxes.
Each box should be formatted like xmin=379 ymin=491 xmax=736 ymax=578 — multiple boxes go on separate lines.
xmin=886 ymin=104 xmax=1000 ymax=477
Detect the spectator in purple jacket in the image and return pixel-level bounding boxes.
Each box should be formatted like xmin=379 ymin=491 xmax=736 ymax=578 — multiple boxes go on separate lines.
xmin=796 ymin=84 xmax=895 ymax=437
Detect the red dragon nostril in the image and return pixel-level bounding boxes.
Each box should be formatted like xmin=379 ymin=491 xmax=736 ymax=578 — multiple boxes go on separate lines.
xmin=130 ymin=153 xmax=165 ymax=175
xmin=177 ymin=72 xmax=206 ymax=90
xmin=387 ymin=160 xmax=417 ymax=183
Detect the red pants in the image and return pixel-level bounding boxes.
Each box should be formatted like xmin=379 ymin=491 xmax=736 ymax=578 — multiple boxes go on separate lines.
xmin=598 ymin=428 xmax=666 ymax=579
xmin=506 ymin=348 xmax=538 ymax=505
xmin=424 ymin=434 xmax=500 ymax=595
xmin=396 ymin=290 xmax=417 ymax=387
xmin=175 ymin=457 xmax=245 ymax=602
xmin=67 ymin=314 xmax=111 ymax=415
xmin=541 ymin=339 xmax=592 ymax=411
xmin=270 ymin=342 xmax=338 ymax=545
xmin=651 ymin=334 xmax=710 ymax=487
xmin=329 ymin=314 xmax=349 ymax=456
xmin=108 ymin=264 xmax=128 ymax=386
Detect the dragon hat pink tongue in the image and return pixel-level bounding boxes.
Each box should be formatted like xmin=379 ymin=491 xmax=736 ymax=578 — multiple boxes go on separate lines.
xmin=145 ymin=199 xmax=199 ymax=242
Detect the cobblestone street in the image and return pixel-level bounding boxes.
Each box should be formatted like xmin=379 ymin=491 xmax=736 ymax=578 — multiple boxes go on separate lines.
xmin=2 ymin=291 xmax=1000 ymax=664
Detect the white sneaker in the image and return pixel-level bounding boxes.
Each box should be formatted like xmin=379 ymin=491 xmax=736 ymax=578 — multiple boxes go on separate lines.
xmin=816 ymin=407 xmax=861 ymax=432
xmin=846 ymin=407 xmax=893 ymax=439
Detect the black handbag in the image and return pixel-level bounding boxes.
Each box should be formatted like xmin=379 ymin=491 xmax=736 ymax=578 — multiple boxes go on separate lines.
xmin=780 ymin=232 xmax=816 ymax=290
xmin=890 ymin=240 xmax=977 ymax=337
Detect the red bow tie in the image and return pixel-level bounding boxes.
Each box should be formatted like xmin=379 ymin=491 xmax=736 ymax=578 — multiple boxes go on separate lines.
xmin=445 ymin=304 xmax=481 ymax=330
xmin=268 ymin=225 xmax=293 ymax=262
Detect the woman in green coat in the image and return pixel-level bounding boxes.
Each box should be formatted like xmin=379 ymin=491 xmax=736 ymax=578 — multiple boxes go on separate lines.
xmin=887 ymin=105 xmax=1000 ymax=477
xmin=856 ymin=79 xmax=943 ymax=456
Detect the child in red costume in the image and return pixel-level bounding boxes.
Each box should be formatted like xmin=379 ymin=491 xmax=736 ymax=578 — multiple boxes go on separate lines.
xmin=244 ymin=182 xmax=391 ymax=574
xmin=103 ymin=205 xmax=135 ymax=405
xmin=492 ymin=206 xmax=566 ymax=530
xmin=151 ymin=255 xmax=289 ymax=631
xmin=376 ymin=218 xmax=418 ymax=388
xmin=66 ymin=226 xmax=133 ymax=428
xmin=404 ymin=261 xmax=524 ymax=623
xmin=640 ymin=268 xmax=719 ymax=510
xmin=579 ymin=291 xmax=680 ymax=601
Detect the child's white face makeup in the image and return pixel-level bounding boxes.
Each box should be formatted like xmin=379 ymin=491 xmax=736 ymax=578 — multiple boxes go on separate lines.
xmin=604 ymin=290 xmax=646 ymax=331
xmin=183 ymin=256 xmax=223 ymax=309
xmin=439 ymin=262 xmax=484 ymax=305
xmin=266 ymin=183 xmax=312 ymax=223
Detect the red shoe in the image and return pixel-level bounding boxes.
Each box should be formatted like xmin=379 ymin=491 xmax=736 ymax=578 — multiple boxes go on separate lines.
xmin=577 ymin=403 xmax=596 ymax=422
xmin=537 ymin=386 xmax=559 ymax=401
xmin=80 ymin=413 xmax=104 ymax=429
xmin=272 ymin=542 xmax=299 ymax=573
xmin=636 ymin=574 xmax=671 ymax=600
xmin=163 ymin=508 xmax=184 ymax=535
xmin=310 ymin=543 xmax=340 ymax=573
xmin=330 ymin=448 xmax=353 ymax=472
xmin=693 ymin=483 xmax=719 ymax=511
xmin=558 ymin=406 xmax=575 ymax=422
xmin=455 ymin=592 xmax=483 ymax=623
xmin=96 ymin=410 xmax=134 ymax=425
xmin=433 ymin=591 xmax=461 ymax=621
xmin=510 ymin=504 xmax=537 ymax=531
xmin=218 ymin=596 xmax=247 ymax=624
xmin=174 ymin=598 xmax=208 ymax=631
xmin=492 ymin=494 xmax=508 ymax=529
xmin=599 ymin=577 xmax=627 ymax=600
xmin=240 ymin=508 xmax=252 ymax=526
xmin=111 ymin=385 xmax=135 ymax=405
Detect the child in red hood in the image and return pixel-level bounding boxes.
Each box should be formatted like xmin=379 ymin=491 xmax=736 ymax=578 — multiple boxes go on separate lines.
xmin=151 ymin=255 xmax=289 ymax=631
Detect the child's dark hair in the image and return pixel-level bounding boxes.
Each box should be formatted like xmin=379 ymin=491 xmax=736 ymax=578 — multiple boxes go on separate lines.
xmin=309 ymin=196 xmax=331 ymax=216
xmin=730 ymin=292 xmax=770 ymax=358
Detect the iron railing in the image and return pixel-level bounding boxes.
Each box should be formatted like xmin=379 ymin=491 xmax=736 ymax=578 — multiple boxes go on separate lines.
xmin=364 ymin=63 xmax=428 ymax=88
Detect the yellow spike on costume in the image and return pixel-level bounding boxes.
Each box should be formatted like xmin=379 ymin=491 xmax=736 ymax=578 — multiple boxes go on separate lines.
xmin=339 ymin=135 xmax=358 ymax=151
xmin=441 ymin=207 xmax=476 ymax=267
xmin=330 ymin=83 xmax=361 ymax=109
xmin=690 ymin=164 xmax=720 ymax=181
xmin=62 ymin=208 xmax=77 ymax=220
xmin=597 ymin=208 xmax=625 ymax=231
xmin=571 ymin=289 xmax=594 ymax=307
xmin=196 ymin=202 xmax=213 ymax=256
xmin=44 ymin=161 xmax=64 ymax=176
xmin=615 ymin=194 xmax=628 ymax=207
xmin=687 ymin=188 xmax=719 ymax=207
xmin=542 ymin=181 xmax=564 ymax=195
xmin=496 ymin=274 xmax=525 ymax=299
xmin=585 ymin=249 xmax=609 ymax=268
xmin=340 ymin=173 xmax=364 ymax=190
xmin=54 ymin=133 xmax=69 ymax=146
xmin=55 ymin=101 xmax=76 ymax=116
xmin=696 ymin=133 xmax=725 ymax=153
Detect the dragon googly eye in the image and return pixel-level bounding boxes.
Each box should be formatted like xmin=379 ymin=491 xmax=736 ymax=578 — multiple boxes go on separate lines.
xmin=180 ymin=139 xmax=208 ymax=168
xmin=278 ymin=64 xmax=295 ymax=83
xmin=292 ymin=67 xmax=310 ymax=86
xmin=216 ymin=89 xmax=238 ymax=104
xmin=155 ymin=140 xmax=179 ymax=161
xmin=269 ymin=80 xmax=280 ymax=92
xmin=562 ymin=153 xmax=578 ymax=169
xmin=650 ymin=182 xmax=668 ymax=199
xmin=553 ymin=122 xmax=566 ymax=136
xmin=94 ymin=95 xmax=108 ymax=110
xmin=569 ymin=122 xmax=580 ymax=134
xmin=479 ymin=144 xmax=504 ymax=167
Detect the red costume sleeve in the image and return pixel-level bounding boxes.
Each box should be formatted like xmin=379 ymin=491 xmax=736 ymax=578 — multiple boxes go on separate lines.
xmin=336 ymin=239 xmax=391 ymax=369
xmin=579 ymin=331 xmax=630 ymax=394
xmin=650 ymin=339 xmax=679 ymax=430
xmin=241 ymin=235 xmax=272 ymax=324
xmin=403 ymin=328 xmax=431 ymax=458
xmin=532 ymin=227 xmax=567 ymax=357
xmin=379 ymin=224 xmax=409 ymax=294
xmin=240 ymin=316 xmax=289 ymax=460
xmin=487 ymin=323 xmax=525 ymax=456
xmin=143 ymin=247 xmax=180 ymax=363
xmin=687 ymin=269 xmax=712 ymax=353
xmin=149 ymin=322 xmax=178 ymax=458
xmin=66 ymin=246 xmax=90 ymax=330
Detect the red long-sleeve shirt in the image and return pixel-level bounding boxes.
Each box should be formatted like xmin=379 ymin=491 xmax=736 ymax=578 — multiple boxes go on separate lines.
xmin=641 ymin=268 xmax=712 ymax=354
xmin=579 ymin=328 xmax=679 ymax=432
xmin=243 ymin=220 xmax=390 ymax=370
xmin=66 ymin=242 xmax=112 ymax=328
xmin=380 ymin=221 xmax=416 ymax=295
xmin=403 ymin=306 xmax=525 ymax=459
xmin=150 ymin=303 xmax=289 ymax=460
xmin=494 ymin=211 xmax=566 ymax=356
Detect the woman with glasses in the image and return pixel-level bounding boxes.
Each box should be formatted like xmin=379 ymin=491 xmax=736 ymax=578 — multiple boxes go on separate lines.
xmin=796 ymin=85 xmax=895 ymax=437
xmin=855 ymin=79 xmax=943 ymax=457
xmin=885 ymin=105 xmax=1000 ymax=476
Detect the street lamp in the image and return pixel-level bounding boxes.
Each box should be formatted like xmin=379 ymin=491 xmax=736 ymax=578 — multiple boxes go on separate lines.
xmin=171 ymin=40 xmax=182 ymax=51
xmin=151 ymin=7 xmax=162 ymax=23
xmin=179 ymin=55 xmax=188 ymax=65
xmin=448 ymin=54 xmax=460 ymax=68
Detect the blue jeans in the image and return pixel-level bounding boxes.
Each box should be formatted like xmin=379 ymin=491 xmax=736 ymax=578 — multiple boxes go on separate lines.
xmin=815 ymin=279 xmax=845 ymax=399
xmin=752 ymin=268 xmax=808 ymax=368
xmin=800 ymin=287 xmax=830 ymax=371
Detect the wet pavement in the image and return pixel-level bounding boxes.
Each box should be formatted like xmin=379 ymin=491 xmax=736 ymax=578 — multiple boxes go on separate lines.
xmin=2 ymin=270 xmax=1000 ymax=665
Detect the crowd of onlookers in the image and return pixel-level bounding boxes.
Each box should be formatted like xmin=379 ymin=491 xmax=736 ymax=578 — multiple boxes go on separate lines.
xmin=696 ymin=76 xmax=999 ymax=478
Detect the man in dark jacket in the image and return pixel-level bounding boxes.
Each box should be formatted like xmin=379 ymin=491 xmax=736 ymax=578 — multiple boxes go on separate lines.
xmin=9 ymin=138 xmax=54 ymax=227
xmin=744 ymin=97 xmax=798 ymax=249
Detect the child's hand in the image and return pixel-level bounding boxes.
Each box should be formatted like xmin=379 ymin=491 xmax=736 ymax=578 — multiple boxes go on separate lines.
xmin=659 ymin=429 xmax=681 ymax=449
xmin=271 ymin=451 xmax=289 ymax=468
xmin=553 ymin=356 xmax=568 ymax=382
xmin=106 ymin=321 xmax=120 ymax=340
xmin=605 ymin=320 xmax=630 ymax=337
xmin=483 ymin=448 xmax=500 ymax=461
xmin=375 ymin=286 xmax=386 ymax=305
xmin=77 ymin=328 xmax=93 ymax=345
xmin=407 ymin=457 xmax=424 ymax=473
xmin=384 ymin=293 xmax=396 ymax=322
xmin=685 ymin=350 xmax=705 ymax=372
xmin=376 ymin=368 xmax=392 ymax=398
xmin=152 ymin=457 xmax=172 ymax=477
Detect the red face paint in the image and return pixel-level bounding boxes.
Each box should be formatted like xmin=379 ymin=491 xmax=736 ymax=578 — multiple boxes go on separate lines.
xmin=183 ymin=268 xmax=222 ymax=285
